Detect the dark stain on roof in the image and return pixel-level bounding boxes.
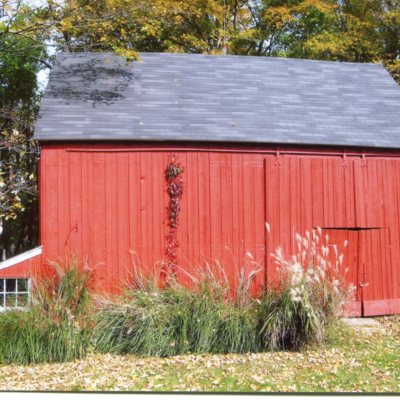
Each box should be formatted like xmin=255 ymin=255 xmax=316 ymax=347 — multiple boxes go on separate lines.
xmin=45 ymin=58 xmax=134 ymax=106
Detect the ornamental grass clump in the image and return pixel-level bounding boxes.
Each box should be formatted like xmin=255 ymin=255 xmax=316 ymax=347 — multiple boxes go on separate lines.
xmin=94 ymin=234 xmax=353 ymax=356
xmin=93 ymin=257 xmax=260 ymax=356
xmin=93 ymin=288 xmax=193 ymax=357
xmin=258 ymin=227 xmax=355 ymax=351
xmin=0 ymin=258 xmax=93 ymax=364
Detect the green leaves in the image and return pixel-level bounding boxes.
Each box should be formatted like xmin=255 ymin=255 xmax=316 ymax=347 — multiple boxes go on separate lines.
xmin=0 ymin=2 xmax=47 ymax=256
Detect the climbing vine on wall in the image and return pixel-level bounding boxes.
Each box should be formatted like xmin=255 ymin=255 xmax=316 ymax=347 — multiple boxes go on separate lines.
xmin=165 ymin=154 xmax=184 ymax=273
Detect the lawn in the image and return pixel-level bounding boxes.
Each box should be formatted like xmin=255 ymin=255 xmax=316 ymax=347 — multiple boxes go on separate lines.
xmin=0 ymin=316 xmax=399 ymax=392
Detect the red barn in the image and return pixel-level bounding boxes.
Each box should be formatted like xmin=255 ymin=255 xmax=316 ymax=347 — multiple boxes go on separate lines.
xmin=1 ymin=52 xmax=400 ymax=316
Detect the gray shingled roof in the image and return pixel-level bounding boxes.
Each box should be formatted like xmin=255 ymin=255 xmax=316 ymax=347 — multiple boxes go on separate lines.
xmin=34 ymin=52 xmax=400 ymax=148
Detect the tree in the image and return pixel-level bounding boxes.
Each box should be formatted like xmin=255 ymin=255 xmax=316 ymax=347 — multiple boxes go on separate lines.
xmin=281 ymin=1 xmax=400 ymax=75
xmin=51 ymin=0 xmax=246 ymax=56
xmin=2 ymin=1 xmax=398 ymax=75
xmin=0 ymin=3 xmax=47 ymax=258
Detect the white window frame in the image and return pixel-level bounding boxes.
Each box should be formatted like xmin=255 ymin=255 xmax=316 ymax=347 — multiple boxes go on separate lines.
xmin=0 ymin=277 xmax=31 ymax=312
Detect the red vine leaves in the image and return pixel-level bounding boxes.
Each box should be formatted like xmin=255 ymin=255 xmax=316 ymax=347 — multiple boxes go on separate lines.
xmin=165 ymin=154 xmax=184 ymax=273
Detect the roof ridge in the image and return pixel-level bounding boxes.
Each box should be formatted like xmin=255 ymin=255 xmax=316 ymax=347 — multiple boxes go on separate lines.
xmin=56 ymin=50 xmax=382 ymax=67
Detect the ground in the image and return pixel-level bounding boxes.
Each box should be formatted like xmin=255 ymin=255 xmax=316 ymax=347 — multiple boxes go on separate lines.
xmin=0 ymin=317 xmax=399 ymax=392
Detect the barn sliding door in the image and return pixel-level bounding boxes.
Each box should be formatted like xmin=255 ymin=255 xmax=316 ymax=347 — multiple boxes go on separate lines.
xmin=324 ymin=228 xmax=392 ymax=316
xmin=263 ymin=153 xmax=397 ymax=316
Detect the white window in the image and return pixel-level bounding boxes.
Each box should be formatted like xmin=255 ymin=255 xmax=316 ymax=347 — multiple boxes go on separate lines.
xmin=0 ymin=278 xmax=30 ymax=310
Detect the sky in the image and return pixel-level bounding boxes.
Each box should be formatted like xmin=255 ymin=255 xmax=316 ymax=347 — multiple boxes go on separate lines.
xmin=25 ymin=0 xmax=47 ymax=6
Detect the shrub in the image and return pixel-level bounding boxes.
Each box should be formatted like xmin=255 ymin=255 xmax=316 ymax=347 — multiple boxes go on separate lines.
xmin=0 ymin=258 xmax=92 ymax=364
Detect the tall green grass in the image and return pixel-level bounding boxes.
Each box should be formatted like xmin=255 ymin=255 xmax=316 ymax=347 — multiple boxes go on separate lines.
xmin=0 ymin=258 xmax=92 ymax=364
xmin=94 ymin=229 xmax=353 ymax=357
xmin=0 ymin=228 xmax=353 ymax=363
xmin=93 ymin=283 xmax=323 ymax=357
xmin=93 ymin=287 xmax=259 ymax=356
xmin=257 ymin=289 xmax=321 ymax=351
xmin=94 ymin=260 xmax=260 ymax=356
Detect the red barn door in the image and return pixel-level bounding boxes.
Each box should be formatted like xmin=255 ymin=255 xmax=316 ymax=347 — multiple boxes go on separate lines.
xmin=324 ymin=228 xmax=392 ymax=316
xmin=263 ymin=153 xmax=399 ymax=317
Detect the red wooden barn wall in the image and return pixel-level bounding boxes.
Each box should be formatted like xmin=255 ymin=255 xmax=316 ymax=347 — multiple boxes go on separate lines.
xmin=37 ymin=143 xmax=400 ymax=316
xmin=0 ymin=255 xmax=42 ymax=279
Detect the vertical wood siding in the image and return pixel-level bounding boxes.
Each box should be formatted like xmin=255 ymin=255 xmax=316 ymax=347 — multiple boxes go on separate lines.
xmin=38 ymin=144 xmax=400 ymax=315
xmin=0 ymin=254 xmax=42 ymax=278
